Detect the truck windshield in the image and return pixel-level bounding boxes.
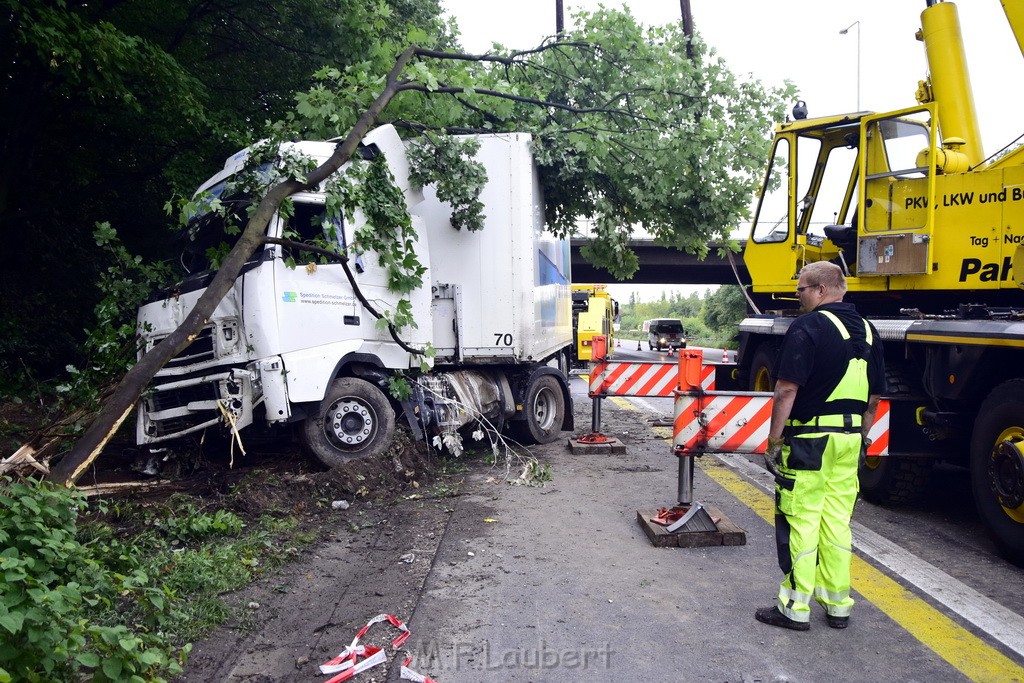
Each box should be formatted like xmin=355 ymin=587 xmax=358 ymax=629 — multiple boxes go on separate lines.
xmin=182 ymin=190 xmax=252 ymax=275
xmin=655 ymin=321 xmax=684 ymax=334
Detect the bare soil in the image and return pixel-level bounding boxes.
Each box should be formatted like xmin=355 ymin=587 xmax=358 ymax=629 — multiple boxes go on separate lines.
xmin=60 ymin=424 xmax=462 ymax=682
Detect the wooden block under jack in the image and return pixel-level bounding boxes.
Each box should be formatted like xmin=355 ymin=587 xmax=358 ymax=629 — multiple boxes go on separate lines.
xmin=636 ymin=505 xmax=746 ymax=548
xmin=567 ymin=437 xmax=626 ymax=454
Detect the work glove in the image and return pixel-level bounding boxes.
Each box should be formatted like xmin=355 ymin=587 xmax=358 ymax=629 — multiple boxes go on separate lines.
xmin=764 ymin=436 xmax=784 ymax=478
xmin=859 ymin=436 xmax=872 ymax=468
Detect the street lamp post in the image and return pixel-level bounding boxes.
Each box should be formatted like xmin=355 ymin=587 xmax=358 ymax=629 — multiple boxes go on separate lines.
xmin=839 ymin=20 xmax=861 ymax=111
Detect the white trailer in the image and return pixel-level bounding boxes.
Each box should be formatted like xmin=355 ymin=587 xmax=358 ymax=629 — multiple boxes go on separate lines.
xmin=135 ymin=126 xmax=574 ymax=466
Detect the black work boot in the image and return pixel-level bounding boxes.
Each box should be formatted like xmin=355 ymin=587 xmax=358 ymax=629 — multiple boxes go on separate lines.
xmin=826 ymin=614 xmax=849 ymax=629
xmin=754 ymin=606 xmax=810 ymax=631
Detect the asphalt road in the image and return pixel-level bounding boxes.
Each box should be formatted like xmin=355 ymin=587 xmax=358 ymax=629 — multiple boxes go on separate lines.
xmin=404 ymin=370 xmax=1024 ymax=682
xmin=182 ymin=349 xmax=1024 ymax=682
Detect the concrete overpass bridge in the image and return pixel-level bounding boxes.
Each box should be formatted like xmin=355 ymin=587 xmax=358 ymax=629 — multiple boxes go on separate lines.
xmin=569 ymin=239 xmax=749 ymax=285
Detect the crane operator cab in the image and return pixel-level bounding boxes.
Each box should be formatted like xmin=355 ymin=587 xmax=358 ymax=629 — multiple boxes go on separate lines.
xmin=740 ymin=100 xmax=1019 ymax=315
xmin=745 ymin=107 xmax=935 ymax=296
xmin=743 ymin=1 xmax=1024 ymax=314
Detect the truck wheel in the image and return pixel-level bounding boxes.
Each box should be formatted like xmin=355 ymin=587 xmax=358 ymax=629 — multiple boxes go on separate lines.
xmin=748 ymin=346 xmax=775 ymax=392
xmin=301 ymin=377 xmax=395 ymax=467
xmin=859 ymin=365 xmax=930 ymax=505
xmin=515 ymin=375 xmax=565 ymax=444
xmin=859 ymin=456 xmax=931 ymax=505
xmin=970 ymin=379 xmax=1024 ymax=566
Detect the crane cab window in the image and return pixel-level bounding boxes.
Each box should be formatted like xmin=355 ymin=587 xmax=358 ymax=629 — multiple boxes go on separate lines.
xmin=864 ymin=114 xmax=931 ymax=232
xmin=804 ymin=143 xmax=858 ymax=240
xmin=751 ymin=138 xmax=791 ymax=243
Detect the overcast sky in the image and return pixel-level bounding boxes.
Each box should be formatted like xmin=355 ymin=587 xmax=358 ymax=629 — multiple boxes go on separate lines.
xmin=439 ymin=0 xmax=1024 ymax=302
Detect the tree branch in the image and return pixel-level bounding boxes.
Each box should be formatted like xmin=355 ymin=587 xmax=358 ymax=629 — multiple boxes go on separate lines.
xmin=397 ymin=82 xmax=656 ymax=122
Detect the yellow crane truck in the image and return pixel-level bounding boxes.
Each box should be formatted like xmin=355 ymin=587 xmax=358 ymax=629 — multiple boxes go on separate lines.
xmin=571 ymin=284 xmax=618 ymax=368
xmin=736 ymin=0 xmax=1024 ymax=564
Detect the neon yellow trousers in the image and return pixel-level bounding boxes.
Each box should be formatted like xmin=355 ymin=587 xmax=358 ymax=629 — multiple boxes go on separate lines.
xmin=773 ymin=430 xmax=860 ymax=623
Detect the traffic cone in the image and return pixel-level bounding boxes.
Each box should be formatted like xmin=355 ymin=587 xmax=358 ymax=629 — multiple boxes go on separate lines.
xmin=722 ymin=348 xmax=729 ymax=363
xmin=637 ymin=339 xmax=642 ymax=351
xmin=668 ymin=346 xmax=675 ymax=357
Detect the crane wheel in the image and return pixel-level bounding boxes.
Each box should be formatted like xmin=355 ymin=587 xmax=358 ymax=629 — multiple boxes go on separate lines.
xmin=748 ymin=346 xmax=776 ymax=392
xmin=859 ymin=365 xmax=930 ymax=505
xmin=970 ymin=379 xmax=1024 ymax=567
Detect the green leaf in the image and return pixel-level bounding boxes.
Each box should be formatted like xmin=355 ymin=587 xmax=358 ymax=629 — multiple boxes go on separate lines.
xmin=102 ymin=657 xmax=123 ymax=679
xmin=76 ymin=652 xmax=101 ymax=667
xmin=0 ymin=611 xmax=24 ymax=635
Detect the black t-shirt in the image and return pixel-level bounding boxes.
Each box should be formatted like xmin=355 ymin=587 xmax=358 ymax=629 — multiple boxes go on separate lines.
xmin=772 ymin=302 xmax=886 ymax=422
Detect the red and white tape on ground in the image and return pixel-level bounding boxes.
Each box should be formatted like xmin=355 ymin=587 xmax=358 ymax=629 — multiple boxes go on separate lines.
xmin=401 ymin=655 xmax=439 ymax=683
xmin=320 ymin=614 xmax=431 ymax=682
xmin=320 ymin=645 xmax=387 ymax=682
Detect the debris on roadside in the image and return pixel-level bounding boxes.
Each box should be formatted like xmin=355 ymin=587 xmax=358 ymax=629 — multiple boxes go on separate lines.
xmin=319 ymin=613 xmax=439 ymax=682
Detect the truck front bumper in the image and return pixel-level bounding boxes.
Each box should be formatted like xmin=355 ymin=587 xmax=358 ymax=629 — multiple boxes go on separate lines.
xmin=137 ymin=368 xmax=255 ymax=444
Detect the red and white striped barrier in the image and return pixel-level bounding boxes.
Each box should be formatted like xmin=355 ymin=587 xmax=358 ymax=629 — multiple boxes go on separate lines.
xmin=588 ymin=361 xmax=679 ymax=397
xmin=589 ymin=359 xmax=722 ymax=398
xmin=673 ymin=350 xmax=891 ymax=456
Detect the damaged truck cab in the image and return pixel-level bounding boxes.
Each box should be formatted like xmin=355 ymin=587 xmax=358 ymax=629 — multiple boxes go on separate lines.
xmin=136 ymin=125 xmax=574 ymax=466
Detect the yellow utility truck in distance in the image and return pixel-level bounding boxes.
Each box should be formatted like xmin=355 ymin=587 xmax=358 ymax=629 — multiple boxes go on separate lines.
xmin=571 ymin=284 xmax=618 ymax=368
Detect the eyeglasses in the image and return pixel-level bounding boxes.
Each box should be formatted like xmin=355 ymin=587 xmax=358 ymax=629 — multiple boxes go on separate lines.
xmin=796 ymin=283 xmax=820 ymax=293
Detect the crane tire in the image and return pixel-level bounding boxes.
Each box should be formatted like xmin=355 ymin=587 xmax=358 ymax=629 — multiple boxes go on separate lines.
xmin=970 ymin=379 xmax=1024 ymax=567
xmin=859 ymin=457 xmax=931 ymax=505
xmin=859 ymin=365 xmax=930 ymax=505
xmin=748 ymin=346 xmax=776 ymax=393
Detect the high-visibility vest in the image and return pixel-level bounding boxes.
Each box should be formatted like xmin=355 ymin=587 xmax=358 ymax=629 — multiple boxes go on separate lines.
xmin=786 ymin=310 xmax=872 ymax=430
xmin=819 ymin=310 xmax=872 ymax=407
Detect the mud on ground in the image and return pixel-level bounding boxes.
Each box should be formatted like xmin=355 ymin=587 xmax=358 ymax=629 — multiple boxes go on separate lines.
xmin=166 ymin=397 xmax=627 ymax=682
xmin=64 ymin=425 xmax=463 ymax=682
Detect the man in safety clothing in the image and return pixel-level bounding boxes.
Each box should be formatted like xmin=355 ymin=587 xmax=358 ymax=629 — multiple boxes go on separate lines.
xmin=755 ymin=261 xmax=885 ymax=631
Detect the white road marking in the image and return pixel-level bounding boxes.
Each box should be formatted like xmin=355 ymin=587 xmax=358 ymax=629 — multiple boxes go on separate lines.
xmin=716 ymin=452 xmax=1024 ymax=660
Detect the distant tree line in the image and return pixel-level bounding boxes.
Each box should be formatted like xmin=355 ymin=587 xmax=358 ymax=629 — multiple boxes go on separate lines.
xmin=618 ymin=285 xmax=748 ymax=345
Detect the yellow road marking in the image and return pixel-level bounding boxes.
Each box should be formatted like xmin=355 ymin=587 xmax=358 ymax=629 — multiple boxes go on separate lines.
xmin=608 ymin=395 xmax=1024 ymax=681
xmin=705 ymin=463 xmax=1024 ymax=682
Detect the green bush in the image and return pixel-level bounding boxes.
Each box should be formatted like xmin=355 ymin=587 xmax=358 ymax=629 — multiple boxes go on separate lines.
xmin=0 ymin=478 xmax=188 ymax=683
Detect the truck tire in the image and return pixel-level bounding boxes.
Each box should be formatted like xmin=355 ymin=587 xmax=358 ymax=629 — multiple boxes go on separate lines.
xmin=748 ymin=346 xmax=775 ymax=392
xmin=970 ymin=379 xmax=1024 ymax=566
xmin=859 ymin=457 xmax=930 ymax=505
xmin=301 ymin=377 xmax=395 ymax=467
xmin=859 ymin=366 xmax=931 ymax=505
xmin=514 ymin=375 xmax=565 ymax=445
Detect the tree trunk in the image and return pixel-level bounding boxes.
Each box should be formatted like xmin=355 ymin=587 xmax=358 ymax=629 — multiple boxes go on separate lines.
xmin=48 ymin=46 xmax=417 ymax=486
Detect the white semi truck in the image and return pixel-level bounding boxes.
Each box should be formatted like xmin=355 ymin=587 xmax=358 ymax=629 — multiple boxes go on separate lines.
xmin=134 ymin=125 xmax=574 ymax=467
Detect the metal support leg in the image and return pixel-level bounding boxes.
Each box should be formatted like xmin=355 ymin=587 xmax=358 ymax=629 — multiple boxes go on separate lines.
xmin=591 ymin=396 xmax=602 ymax=434
xmin=666 ymin=453 xmax=704 ymax=532
xmin=677 ymin=453 xmax=693 ymax=505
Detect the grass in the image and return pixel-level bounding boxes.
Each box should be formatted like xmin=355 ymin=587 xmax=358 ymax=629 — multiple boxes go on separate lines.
xmin=79 ymin=495 xmax=314 ymax=645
